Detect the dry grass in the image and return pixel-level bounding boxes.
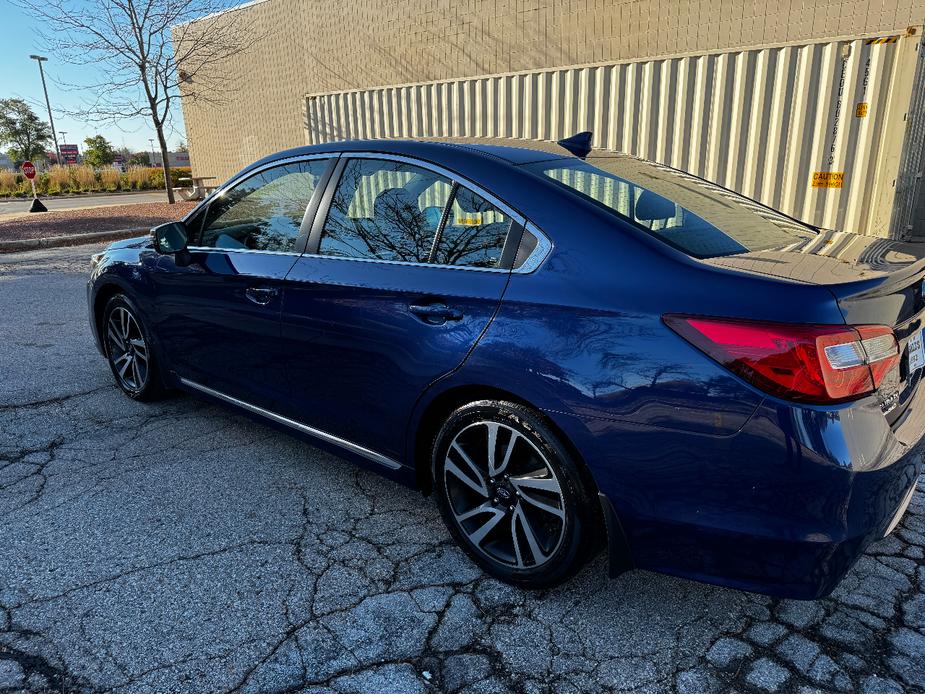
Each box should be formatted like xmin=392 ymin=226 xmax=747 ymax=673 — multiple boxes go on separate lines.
xmin=99 ymin=168 xmax=121 ymax=191
xmin=72 ymin=165 xmax=97 ymax=192
xmin=125 ymin=166 xmax=150 ymax=190
xmin=0 ymin=165 xmax=192 ymax=197
xmin=46 ymin=166 xmax=71 ymax=194
xmin=0 ymin=170 xmax=18 ymax=196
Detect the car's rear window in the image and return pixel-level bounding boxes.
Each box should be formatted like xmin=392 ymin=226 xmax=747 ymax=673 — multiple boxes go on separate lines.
xmin=523 ymin=157 xmax=816 ymax=258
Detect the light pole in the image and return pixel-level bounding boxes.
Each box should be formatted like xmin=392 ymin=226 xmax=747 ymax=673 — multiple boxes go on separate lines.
xmin=148 ymin=138 xmax=157 ymax=167
xmin=29 ymin=55 xmax=60 ymax=165
xmin=58 ymin=131 xmax=67 ymax=164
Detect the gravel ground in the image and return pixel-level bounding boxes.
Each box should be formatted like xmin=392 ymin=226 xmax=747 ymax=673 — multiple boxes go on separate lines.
xmin=0 ymin=202 xmax=196 ymax=241
xmin=1 ymin=243 xmax=925 ymax=693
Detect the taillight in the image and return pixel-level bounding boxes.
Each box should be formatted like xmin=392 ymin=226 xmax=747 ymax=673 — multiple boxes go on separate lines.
xmin=663 ymin=315 xmax=899 ymax=404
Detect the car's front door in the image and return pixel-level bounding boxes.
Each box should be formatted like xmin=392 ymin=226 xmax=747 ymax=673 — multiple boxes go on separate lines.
xmin=278 ymin=155 xmax=525 ymax=464
xmin=152 ymin=156 xmax=334 ymax=409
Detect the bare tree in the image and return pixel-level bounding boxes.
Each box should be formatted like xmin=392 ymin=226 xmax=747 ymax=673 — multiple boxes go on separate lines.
xmin=14 ymin=0 xmax=261 ymax=203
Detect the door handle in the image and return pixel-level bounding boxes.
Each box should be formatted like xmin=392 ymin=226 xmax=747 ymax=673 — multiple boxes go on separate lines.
xmin=245 ymin=286 xmax=279 ymax=305
xmin=409 ymin=303 xmax=464 ymax=324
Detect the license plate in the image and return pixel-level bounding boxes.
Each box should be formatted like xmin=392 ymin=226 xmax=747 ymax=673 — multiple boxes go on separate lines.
xmin=908 ymin=329 xmax=925 ymax=373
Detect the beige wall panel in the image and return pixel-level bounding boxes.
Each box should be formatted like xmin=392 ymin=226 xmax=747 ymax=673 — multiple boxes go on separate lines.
xmin=303 ymin=34 xmax=924 ymax=236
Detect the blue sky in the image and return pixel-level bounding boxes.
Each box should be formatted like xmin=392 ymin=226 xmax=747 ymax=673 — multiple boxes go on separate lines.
xmin=0 ymin=1 xmax=187 ymax=154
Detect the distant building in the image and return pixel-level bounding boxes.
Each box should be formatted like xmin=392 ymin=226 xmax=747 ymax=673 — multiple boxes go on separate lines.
xmin=0 ymin=153 xmax=13 ymax=170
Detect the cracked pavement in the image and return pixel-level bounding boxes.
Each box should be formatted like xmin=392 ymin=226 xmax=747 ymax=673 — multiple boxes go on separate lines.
xmin=2 ymin=243 xmax=925 ymax=693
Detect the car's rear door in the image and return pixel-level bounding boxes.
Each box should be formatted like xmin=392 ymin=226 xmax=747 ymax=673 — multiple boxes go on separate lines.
xmin=277 ymin=154 xmax=525 ymax=464
xmin=151 ymin=156 xmax=335 ymax=409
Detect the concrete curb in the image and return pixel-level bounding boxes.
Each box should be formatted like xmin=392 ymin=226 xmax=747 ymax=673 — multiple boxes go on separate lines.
xmin=0 ymin=227 xmax=149 ymax=254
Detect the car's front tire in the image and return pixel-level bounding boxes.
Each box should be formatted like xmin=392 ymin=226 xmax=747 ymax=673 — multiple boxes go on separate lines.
xmin=432 ymin=400 xmax=597 ymax=588
xmin=102 ymin=294 xmax=163 ymax=401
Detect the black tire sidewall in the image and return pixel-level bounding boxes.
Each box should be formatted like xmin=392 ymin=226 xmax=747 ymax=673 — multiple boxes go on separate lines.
xmin=432 ymin=399 xmax=594 ymax=588
xmin=102 ymin=294 xmax=161 ymax=401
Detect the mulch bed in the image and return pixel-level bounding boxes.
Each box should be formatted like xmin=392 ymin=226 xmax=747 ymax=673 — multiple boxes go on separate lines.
xmin=0 ymin=202 xmax=197 ymax=242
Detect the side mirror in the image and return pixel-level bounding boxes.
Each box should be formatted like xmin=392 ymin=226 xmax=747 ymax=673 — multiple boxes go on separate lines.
xmin=152 ymin=221 xmax=188 ymax=254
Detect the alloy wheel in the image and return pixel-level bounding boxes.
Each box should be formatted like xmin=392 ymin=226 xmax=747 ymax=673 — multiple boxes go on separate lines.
xmin=443 ymin=421 xmax=566 ymax=569
xmin=106 ymin=306 xmax=149 ymax=392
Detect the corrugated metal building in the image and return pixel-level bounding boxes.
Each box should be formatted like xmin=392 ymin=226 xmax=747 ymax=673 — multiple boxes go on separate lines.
xmin=177 ymin=0 xmax=925 ymax=238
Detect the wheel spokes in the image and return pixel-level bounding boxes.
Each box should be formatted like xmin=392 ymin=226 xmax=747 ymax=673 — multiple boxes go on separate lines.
xmin=131 ymin=356 xmax=142 ymax=388
xmin=446 ymin=442 xmax=489 ymax=497
xmin=116 ymin=354 xmax=133 ymax=378
xmin=467 ymin=507 xmax=507 ymax=546
xmin=516 ymin=489 xmax=565 ymax=520
xmin=514 ymin=506 xmax=548 ymax=566
xmin=107 ymin=323 xmax=125 ymax=351
xmin=496 ymin=429 xmax=519 ymax=477
xmin=486 ymin=422 xmax=499 ymax=476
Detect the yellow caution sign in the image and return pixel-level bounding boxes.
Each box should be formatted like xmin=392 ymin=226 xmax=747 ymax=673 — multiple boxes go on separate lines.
xmin=456 ymin=212 xmax=483 ymax=226
xmin=856 ymin=102 xmax=869 ymax=118
xmin=812 ymin=172 xmax=845 ymax=188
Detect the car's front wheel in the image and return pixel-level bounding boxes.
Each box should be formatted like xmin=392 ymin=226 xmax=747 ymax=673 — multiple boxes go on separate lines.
xmin=102 ymin=294 xmax=163 ymax=401
xmin=432 ymin=400 xmax=596 ymax=588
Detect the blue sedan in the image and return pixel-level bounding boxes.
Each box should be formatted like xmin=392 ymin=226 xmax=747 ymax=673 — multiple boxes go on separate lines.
xmin=88 ymin=136 xmax=925 ymax=598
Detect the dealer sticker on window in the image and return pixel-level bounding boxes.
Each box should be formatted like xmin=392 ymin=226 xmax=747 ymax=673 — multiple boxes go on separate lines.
xmin=908 ymin=329 xmax=925 ymax=373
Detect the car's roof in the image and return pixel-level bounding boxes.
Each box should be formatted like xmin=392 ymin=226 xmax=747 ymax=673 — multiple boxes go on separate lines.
xmin=246 ymin=137 xmax=573 ymax=172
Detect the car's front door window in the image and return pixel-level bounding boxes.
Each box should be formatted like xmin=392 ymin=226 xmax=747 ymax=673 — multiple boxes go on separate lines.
xmin=318 ymin=159 xmax=453 ymax=263
xmin=199 ymin=160 xmax=329 ymax=253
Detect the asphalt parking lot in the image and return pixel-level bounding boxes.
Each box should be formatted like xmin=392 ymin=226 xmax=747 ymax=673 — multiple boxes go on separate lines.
xmin=2 ymin=243 xmax=925 ymax=693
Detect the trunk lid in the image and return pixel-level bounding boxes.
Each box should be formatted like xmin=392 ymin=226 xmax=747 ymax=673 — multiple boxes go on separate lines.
xmin=704 ymin=230 xmax=925 ymax=421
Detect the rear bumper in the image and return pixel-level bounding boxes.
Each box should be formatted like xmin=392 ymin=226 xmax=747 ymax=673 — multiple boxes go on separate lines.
xmin=558 ymin=383 xmax=925 ymax=599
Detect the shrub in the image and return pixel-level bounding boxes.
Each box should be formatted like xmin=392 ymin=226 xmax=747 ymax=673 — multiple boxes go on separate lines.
xmin=148 ymin=168 xmax=165 ymax=189
xmin=170 ymin=167 xmax=192 ymax=187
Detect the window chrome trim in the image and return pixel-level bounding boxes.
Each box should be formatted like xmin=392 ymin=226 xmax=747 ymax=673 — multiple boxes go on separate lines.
xmin=295 ymin=253 xmax=512 ymax=273
xmin=180 ymin=153 xmax=339 ymax=227
xmin=513 ymin=223 xmax=554 ymax=274
xmin=179 ymin=378 xmax=402 ymax=470
xmin=185 ymin=246 xmax=302 ymax=257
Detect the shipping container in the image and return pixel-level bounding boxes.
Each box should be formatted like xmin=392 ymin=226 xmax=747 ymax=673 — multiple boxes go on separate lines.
xmin=304 ymin=30 xmax=925 ymax=239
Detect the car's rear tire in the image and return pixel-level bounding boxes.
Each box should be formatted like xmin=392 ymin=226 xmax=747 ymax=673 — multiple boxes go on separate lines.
xmin=432 ymin=400 xmax=596 ymax=588
xmin=102 ymin=294 xmax=164 ymax=401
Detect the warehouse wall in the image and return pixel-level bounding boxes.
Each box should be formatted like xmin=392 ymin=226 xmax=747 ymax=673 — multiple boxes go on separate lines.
xmin=302 ymin=35 xmax=924 ymax=237
xmin=178 ymin=0 xmax=925 ymax=182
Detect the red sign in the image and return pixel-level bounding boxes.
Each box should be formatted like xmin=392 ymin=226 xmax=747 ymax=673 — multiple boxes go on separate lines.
xmin=60 ymin=144 xmax=79 ymax=165
xmin=21 ymin=161 xmax=36 ymax=179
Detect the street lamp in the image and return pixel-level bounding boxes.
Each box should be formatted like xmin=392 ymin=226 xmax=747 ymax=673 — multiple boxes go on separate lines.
xmin=58 ymin=131 xmax=67 ymax=164
xmin=28 ymin=55 xmax=60 ymax=166
xmin=148 ymin=138 xmax=156 ymax=167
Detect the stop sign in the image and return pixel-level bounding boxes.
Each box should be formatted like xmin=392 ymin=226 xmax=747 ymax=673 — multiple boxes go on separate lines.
xmin=21 ymin=161 xmax=36 ymax=180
